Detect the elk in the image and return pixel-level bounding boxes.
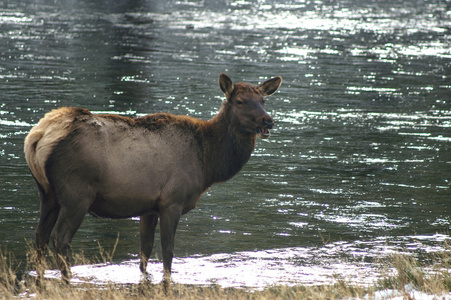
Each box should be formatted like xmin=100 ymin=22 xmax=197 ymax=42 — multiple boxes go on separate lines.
xmin=24 ymin=73 xmax=282 ymax=283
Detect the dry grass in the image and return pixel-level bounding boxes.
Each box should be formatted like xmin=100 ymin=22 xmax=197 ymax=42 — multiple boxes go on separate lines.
xmin=376 ymin=243 xmax=451 ymax=297
xmin=1 ymin=279 xmax=369 ymax=300
xmin=0 ymin=243 xmax=450 ymax=300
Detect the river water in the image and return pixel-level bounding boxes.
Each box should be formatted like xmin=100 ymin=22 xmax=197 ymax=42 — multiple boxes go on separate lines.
xmin=1 ymin=0 xmax=450 ymax=288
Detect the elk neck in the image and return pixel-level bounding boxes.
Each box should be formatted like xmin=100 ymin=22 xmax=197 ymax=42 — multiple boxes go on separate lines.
xmin=200 ymin=101 xmax=257 ymax=189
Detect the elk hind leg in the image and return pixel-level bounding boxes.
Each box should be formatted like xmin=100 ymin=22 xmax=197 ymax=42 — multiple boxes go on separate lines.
xmin=35 ymin=186 xmax=60 ymax=281
xmin=50 ymin=190 xmax=92 ymax=283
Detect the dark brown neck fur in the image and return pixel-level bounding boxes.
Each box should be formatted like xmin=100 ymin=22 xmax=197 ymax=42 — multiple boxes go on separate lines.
xmin=201 ymin=101 xmax=257 ymax=188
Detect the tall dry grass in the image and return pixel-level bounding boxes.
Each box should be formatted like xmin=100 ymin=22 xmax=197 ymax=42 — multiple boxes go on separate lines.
xmin=0 ymin=242 xmax=450 ymax=299
xmin=377 ymin=242 xmax=451 ymax=297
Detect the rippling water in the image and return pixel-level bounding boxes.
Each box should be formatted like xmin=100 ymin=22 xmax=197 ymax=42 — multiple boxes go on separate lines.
xmin=1 ymin=0 xmax=450 ymax=288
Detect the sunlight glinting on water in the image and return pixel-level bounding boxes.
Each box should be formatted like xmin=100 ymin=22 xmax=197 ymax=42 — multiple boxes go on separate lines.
xmin=32 ymin=233 xmax=451 ymax=288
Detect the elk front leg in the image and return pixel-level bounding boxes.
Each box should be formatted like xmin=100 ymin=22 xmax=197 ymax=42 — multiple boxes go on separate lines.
xmin=159 ymin=205 xmax=182 ymax=281
xmin=139 ymin=214 xmax=159 ymax=273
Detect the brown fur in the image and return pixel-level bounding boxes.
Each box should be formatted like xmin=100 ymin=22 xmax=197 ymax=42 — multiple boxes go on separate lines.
xmin=24 ymin=74 xmax=282 ymax=283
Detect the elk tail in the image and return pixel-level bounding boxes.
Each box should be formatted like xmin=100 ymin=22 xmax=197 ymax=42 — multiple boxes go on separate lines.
xmin=24 ymin=107 xmax=82 ymax=194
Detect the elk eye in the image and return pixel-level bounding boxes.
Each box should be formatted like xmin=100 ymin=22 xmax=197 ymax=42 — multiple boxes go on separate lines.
xmin=236 ymin=100 xmax=244 ymax=105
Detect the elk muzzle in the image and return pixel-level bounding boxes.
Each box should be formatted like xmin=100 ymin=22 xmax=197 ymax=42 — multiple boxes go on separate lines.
xmin=256 ymin=116 xmax=275 ymax=139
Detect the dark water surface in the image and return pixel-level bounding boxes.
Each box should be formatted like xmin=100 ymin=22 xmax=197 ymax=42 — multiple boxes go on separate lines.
xmin=1 ymin=0 xmax=450 ymax=287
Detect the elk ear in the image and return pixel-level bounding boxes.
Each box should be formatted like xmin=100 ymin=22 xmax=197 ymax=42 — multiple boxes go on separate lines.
xmin=219 ymin=73 xmax=234 ymax=100
xmin=257 ymin=76 xmax=283 ymax=96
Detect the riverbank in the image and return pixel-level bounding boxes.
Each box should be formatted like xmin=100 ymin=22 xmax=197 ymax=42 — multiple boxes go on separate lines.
xmin=1 ymin=245 xmax=450 ymax=299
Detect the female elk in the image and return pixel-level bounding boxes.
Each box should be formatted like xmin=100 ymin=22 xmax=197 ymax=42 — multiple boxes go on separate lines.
xmin=24 ymin=73 xmax=282 ymax=283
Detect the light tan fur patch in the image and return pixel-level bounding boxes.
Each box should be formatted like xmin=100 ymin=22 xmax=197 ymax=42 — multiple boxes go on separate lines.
xmin=24 ymin=107 xmax=79 ymax=194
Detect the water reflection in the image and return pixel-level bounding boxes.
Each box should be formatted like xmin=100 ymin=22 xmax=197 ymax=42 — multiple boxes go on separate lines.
xmin=1 ymin=0 xmax=450 ymax=288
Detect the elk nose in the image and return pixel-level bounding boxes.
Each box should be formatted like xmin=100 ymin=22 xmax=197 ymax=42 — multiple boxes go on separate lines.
xmin=263 ymin=118 xmax=274 ymax=129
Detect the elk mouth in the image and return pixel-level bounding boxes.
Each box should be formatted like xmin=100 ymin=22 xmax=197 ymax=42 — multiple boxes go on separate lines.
xmin=256 ymin=126 xmax=271 ymax=139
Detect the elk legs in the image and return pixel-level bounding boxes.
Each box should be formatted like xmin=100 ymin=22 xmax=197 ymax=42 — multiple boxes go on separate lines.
xmin=139 ymin=214 xmax=159 ymax=273
xmin=159 ymin=205 xmax=182 ymax=280
xmin=35 ymin=189 xmax=60 ymax=282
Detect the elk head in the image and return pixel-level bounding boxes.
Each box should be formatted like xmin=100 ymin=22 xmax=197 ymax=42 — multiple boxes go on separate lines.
xmin=219 ymin=73 xmax=282 ymax=139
